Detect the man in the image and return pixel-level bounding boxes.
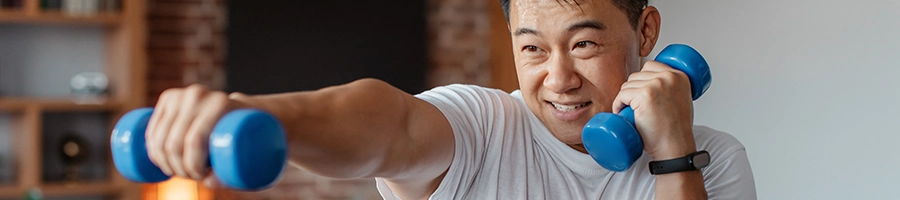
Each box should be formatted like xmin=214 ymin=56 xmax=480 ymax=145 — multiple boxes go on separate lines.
xmin=144 ymin=0 xmax=755 ymax=199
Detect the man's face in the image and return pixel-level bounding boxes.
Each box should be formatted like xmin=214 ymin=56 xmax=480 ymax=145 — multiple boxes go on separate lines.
xmin=510 ymin=0 xmax=646 ymax=151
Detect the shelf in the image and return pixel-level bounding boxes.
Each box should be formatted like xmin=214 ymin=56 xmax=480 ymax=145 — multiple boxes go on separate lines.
xmin=0 ymin=8 xmax=24 ymax=14
xmin=41 ymin=181 xmax=120 ymax=197
xmin=0 ymin=0 xmax=145 ymax=198
xmin=0 ymin=182 xmax=121 ymax=198
xmin=0 ymin=185 xmax=19 ymax=196
xmin=0 ymin=11 xmax=121 ymax=25
xmin=0 ymin=97 xmax=120 ymax=111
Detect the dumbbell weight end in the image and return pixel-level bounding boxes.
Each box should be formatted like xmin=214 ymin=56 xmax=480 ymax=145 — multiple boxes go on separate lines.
xmin=111 ymin=108 xmax=287 ymax=190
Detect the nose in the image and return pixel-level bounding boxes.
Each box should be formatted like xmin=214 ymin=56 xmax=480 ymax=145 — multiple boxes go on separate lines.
xmin=543 ymin=54 xmax=581 ymax=94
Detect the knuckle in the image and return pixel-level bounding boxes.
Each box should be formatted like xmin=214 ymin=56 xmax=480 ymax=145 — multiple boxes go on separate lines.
xmin=184 ymin=87 xmax=206 ymax=99
xmin=639 ymin=87 xmax=656 ymax=99
xmin=627 ymin=72 xmax=640 ymax=80
xmin=186 ymin=84 xmax=208 ymax=91
xmin=160 ymin=88 xmax=184 ymax=98
xmin=661 ymin=70 xmax=679 ymax=79
xmin=650 ymin=77 xmax=665 ymax=86
xmin=228 ymin=92 xmax=247 ymax=99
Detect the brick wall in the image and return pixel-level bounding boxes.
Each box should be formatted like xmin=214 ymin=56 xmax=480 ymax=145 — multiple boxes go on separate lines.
xmin=426 ymin=0 xmax=492 ymax=87
xmin=147 ymin=0 xmax=226 ymax=104
xmin=146 ymin=0 xmax=493 ymax=199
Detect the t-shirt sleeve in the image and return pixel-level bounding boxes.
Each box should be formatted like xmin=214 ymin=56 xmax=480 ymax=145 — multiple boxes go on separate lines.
xmin=375 ymin=84 xmax=520 ymax=200
xmin=695 ymin=126 xmax=758 ymax=200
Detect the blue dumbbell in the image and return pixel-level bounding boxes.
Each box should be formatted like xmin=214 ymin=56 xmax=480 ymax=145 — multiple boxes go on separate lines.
xmin=582 ymin=44 xmax=711 ymax=172
xmin=111 ymin=108 xmax=287 ymax=190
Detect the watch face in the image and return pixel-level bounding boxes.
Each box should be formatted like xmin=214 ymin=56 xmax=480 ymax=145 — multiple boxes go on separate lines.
xmin=692 ymin=151 xmax=711 ymax=168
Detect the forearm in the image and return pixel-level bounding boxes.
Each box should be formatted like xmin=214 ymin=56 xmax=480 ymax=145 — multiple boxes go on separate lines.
xmin=228 ymin=78 xmax=409 ymax=178
xmin=651 ymin=130 xmax=708 ymax=199
xmin=655 ymin=170 xmax=707 ymax=200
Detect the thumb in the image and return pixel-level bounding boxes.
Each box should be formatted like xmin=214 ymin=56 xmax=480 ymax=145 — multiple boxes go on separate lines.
xmin=202 ymin=172 xmax=222 ymax=189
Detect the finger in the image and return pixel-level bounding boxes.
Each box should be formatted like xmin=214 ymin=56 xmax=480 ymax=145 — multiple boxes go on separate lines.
xmin=202 ymin=172 xmax=222 ymax=188
xmin=626 ymin=71 xmax=665 ymax=82
xmin=183 ymin=94 xmax=229 ymax=180
xmin=145 ymin=94 xmax=167 ymax=151
xmin=633 ymin=62 xmax=690 ymax=82
xmin=640 ymin=60 xmax=674 ymax=72
xmin=619 ymin=79 xmax=659 ymax=90
xmin=612 ymin=87 xmax=644 ymax=114
xmin=147 ymin=89 xmax=183 ymax=176
xmin=165 ymin=88 xmax=205 ymax=178
xmin=145 ymin=94 xmax=167 ymax=162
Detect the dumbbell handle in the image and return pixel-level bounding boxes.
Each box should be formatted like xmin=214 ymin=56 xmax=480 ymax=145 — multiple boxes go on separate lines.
xmin=111 ymin=108 xmax=287 ymax=190
xmin=615 ymin=44 xmax=711 ymax=127
xmin=582 ymin=44 xmax=711 ymax=172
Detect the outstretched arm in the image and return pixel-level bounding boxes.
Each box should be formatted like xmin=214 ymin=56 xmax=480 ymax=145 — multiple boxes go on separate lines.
xmin=146 ymin=78 xmax=453 ymax=199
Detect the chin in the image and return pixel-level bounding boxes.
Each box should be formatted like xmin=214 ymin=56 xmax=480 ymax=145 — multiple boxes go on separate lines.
xmin=548 ymin=125 xmax=585 ymax=145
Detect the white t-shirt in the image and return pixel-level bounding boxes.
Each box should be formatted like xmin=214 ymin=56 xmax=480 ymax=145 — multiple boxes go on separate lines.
xmin=376 ymin=84 xmax=756 ymax=199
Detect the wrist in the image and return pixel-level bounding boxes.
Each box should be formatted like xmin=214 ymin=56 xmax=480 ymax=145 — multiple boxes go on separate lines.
xmin=227 ymin=92 xmax=255 ymax=109
xmin=654 ymin=170 xmax=708 ymax=199
xmin=649 ymin=145 xmax=694 ymax=161
xmin=648 ymin=139 xmax=696 ymax=161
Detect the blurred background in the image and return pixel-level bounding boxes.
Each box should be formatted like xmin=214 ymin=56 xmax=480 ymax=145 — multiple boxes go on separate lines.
xmin=0 ymin=0 xmax=897 ymax=199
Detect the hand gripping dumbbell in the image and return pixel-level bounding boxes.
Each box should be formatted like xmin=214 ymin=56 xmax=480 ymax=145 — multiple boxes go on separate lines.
xmin=111 ymin=108 xmax=287 ymax=190
xmin=582 ymin=44 xmax=711 ymax=172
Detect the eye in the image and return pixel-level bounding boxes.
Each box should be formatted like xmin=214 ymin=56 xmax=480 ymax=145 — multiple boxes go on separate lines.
xmin=574 ymin=41 xmax=596 ymax=49
xmin=523 ymin=45 xmax=541 ymax=52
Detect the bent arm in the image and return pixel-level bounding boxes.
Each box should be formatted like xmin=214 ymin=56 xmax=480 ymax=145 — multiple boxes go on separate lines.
xmin=230 ymin=78 xmax=453 ymax=199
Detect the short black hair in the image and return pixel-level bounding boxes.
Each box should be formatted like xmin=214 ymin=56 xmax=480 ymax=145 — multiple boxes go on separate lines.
xmin=499 ymin=0 xmax=648 ymax=29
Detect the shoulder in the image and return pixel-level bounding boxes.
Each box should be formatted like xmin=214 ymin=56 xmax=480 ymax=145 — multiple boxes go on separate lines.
xmin=692 ymin=126 xmax=758 ymax=199
xmin=414 ymin=84 xmax=525 ymax=118
xmin=692 ymin=125 xmax=745 ymax=155
xmin=415 ymin=84 xmax=513 ymax=104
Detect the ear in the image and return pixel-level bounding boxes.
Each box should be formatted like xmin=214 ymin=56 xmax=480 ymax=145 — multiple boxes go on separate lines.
xmin=638 ymin=6 xmax=661 ymax=57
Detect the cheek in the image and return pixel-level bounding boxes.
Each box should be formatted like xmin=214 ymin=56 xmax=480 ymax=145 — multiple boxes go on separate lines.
xmin=577 ymin=58 xmax=629 ymax=86
xmin=576 ymin=58 xmax=630 ymax=106
xmin=514 ymin=59 xmax=544 ymax=90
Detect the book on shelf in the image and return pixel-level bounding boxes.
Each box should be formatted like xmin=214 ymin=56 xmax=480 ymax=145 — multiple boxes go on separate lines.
xmin=58 ymin=0 xmax=120 ymax=15
xmin=1 ymin=0 xmax=24 ymax=9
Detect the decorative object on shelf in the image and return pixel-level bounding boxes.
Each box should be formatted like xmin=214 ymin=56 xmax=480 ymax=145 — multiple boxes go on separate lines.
xmin=42 ymin=0 xmax=62 ymax=10
xmin=60 ymin=0 xmax=119 ymax=15
xmin=22 ymin=187 xmax=42 ymax=200
xmin=70 ymin=72 xmax=108 ymax=104
xmin=58 ymin=132 xmax=90 ymax=181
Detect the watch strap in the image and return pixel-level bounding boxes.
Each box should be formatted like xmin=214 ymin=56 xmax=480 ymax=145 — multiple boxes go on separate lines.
xmin=648 ymin=150 xmax=708 ymax=175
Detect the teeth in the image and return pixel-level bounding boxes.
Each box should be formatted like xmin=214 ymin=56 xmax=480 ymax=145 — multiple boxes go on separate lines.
xmin=551 ymin=102 xmax=589 ymax=112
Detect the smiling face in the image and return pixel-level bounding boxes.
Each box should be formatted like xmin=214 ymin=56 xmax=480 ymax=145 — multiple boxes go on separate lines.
xmin=509 ymin=0 xmax=656 ymax=152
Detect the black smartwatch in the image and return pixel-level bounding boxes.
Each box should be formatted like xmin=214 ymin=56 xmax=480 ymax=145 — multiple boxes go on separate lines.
xmin=648 ymin=150 xmax=710 ymax=175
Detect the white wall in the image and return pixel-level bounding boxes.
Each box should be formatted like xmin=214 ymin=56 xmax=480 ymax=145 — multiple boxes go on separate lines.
xmin=0 ymin=24 xmax=105 ymax=97
xmin=649 ymin=0 xmax=900 ymax=199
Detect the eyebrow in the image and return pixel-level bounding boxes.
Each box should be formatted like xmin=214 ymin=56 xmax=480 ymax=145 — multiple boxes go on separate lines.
xmin=568 ymin=20 xmax=606 ymax=32
xmin=513 ymin=20 xmax=607 ymax=37
xmin=514 ymin=28 xmax=539 ymax=36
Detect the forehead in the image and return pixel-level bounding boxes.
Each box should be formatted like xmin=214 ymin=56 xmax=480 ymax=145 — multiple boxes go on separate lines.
xmin=509 ymin=0 xmax=627 ymax=30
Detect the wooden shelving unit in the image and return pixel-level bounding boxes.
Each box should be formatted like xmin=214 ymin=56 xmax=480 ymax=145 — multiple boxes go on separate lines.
xmin=0 ymin=11 xmax=121 ymax=25
xmin=0 ymin=0 xmax=146 ymax=199
xmin=0 ymin=98 xmax=121 ymax=111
